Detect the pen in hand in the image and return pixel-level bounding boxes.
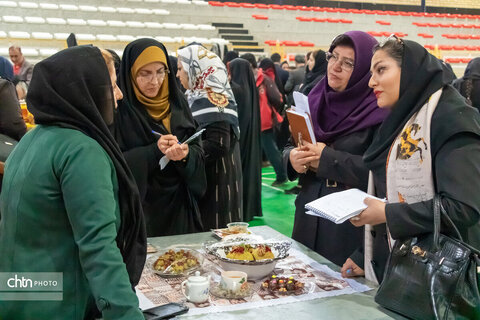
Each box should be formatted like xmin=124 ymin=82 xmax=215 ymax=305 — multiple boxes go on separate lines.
xmin=151 ymin=130 xmax=162 ymax=137
xmin=152 ymin=130 xmax=180 ymax=144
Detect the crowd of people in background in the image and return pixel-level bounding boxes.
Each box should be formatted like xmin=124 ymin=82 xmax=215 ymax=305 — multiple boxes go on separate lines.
xmin=1 ymin=30 xmax=480 ymax=319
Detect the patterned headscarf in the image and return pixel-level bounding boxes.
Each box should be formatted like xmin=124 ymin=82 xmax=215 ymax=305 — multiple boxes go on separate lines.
xmin=177 ymin=44 xmax=234 ymax=106
xmin=177 ymin=45 xmax=239 ymax=138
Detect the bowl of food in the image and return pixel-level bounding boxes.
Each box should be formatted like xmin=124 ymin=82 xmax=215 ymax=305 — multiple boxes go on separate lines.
xmin=227 ymin=222 xmax=249 ymax=234
xmin=147 ymin=249 xmax=203 ymax=277
xmin=204 ymin=240 xmax=291 ymax=280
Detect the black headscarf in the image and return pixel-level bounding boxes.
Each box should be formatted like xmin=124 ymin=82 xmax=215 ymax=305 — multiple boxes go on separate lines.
xmin=114 ymin=39 xmax=197 ymax=194
xmin=364 ymin=40 xmax=480 ymax=172
xmin=26 ymin=45 xmax=146 ymax=287
xmin=228 ymin=57 xmax=262 ymax=219
xmin=223 ymin=51 xmax=239 ymax=65
xmin=301 ymin=49 xmax=327 ymax=95
xmin=168 ymin=55 xmax=184 ymax=93
xmin=453 ymin=57 xmax=480 ymax=109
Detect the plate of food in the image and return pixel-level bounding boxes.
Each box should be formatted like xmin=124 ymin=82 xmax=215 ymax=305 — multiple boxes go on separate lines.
xmin=211 ymin=222 xmax=252 ymax=239
xmin=203 ymin=240 xmax=291 ymax=280
xmin=261 ymin=275 xmax=309 ymax=295
xmin=147 ymin=249 xmax=203 ymax=278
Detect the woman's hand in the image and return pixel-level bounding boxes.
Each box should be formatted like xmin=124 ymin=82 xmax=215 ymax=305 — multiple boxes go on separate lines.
xmin=165 ymin=143 xmax=189 ymax=161
xmin=350 ymin=198 xmax=387 ymax=227
xmin=289 ymin=146 xmax=320 ymax=174
xmin=157 ymin=134 xmax=179 ymax=154
xmin=341 ymin=258 xmax=365 ymax=278
xmin=302 ymin=142 xmax=326 ymax=170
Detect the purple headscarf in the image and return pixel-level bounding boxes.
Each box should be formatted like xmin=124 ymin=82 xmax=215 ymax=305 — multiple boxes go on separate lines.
xmin=308 ymin=31 xmax=389 ymax=143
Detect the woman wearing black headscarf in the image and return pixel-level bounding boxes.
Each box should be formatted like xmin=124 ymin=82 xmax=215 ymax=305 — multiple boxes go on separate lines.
xmin=114 ymin=38 xmax=206 ymax=236
xmin=453 ymin=57 xmax=480 ymax=111
xmin=228 ymin=57 xmax=262 ymax=220
xmin=223 ymin=50 xmax=239 ymax=66
xmin=299 ymin=49 xmax=327 ymax=96
xmin=0 ymin=46 xmax=146 ymax=319
xmin=349 ymin=38 xmax=480 ymax=288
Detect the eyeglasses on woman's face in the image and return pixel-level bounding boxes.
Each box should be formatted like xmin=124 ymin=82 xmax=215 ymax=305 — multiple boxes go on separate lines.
xmin=326 ymin=51 xmax=355 ymax=72
xmin=137 ymin=68 xmax=169 ymax=83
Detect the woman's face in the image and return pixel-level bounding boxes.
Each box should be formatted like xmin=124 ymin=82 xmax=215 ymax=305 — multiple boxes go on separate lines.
xmin=307 ymin=53 xmax=315 ymax=71
xmin=327 ymin=45 xmax=355 ymax=92
xmin=176 ymin=60 xmax=189 ymax=90
xmin=108 ymin=63 xmax=123 ymax=108
xmin=281 ymin=62 xmax=289 ymax=70
xmin=135 ymin=61 xmax=167 ymax=98
xmin=369 ymin=49 xmax=401 ymax=109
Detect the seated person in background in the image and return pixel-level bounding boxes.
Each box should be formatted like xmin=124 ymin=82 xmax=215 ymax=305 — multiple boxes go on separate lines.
xmin=114 ymin=38 xmax=206 ymax=236
xmin=453 ymin=57 xmax=480 ymax=111
xmin=348 ymin=37 xmax=480 ymax=289
xmin=0 ymin=56 xmax=27 ymax=141
xmin=0 ymin=46 xmax=146 ymax=320
xmin=177 ymin=44 xmax=242 ymax=229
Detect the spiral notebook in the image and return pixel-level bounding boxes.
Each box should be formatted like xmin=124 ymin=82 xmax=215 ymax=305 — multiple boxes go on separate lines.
xmin=305 ymin=189 xmax=386 ymax=224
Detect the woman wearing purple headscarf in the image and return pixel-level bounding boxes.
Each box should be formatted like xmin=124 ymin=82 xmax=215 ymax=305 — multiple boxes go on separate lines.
xmin=283 ymin=31 xmax=388 ymax=268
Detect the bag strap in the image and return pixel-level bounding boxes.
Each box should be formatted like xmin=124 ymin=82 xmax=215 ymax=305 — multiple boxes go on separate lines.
xmin=434 ymin=194 xmax=480 ymax=256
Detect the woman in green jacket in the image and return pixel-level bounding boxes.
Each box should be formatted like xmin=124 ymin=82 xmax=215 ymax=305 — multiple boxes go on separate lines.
xmin=0 ymin=46 xmax=146 ymax=319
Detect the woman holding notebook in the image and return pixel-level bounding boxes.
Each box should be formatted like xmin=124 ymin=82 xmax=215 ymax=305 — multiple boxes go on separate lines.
xmin=284 ymin=31 xmax=388 ymax=267
xmin=114 ymin=39 xmax=206 ymax=236
xmin=348 ymin=36 xmax=480 ymax=285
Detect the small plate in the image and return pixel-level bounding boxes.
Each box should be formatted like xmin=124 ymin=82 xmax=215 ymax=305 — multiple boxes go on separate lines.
xmin=260 ymin=277 xmax=313 ymax=296
xmin=147 ymin=249 xmax=203 ymax=278
xmin=210 ymin=282 xmax=253 ymax=299
xmin=211 ymin=228 xmax=253 ymax=239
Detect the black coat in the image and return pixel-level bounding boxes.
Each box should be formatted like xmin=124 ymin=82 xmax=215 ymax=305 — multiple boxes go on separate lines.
xmin=114 ymin=39 xmax=206 ymax=237
xmin=284 ymin=125 xmax=378 ymax=266
xmin=354 ymin=86 xmax=480 ymax=283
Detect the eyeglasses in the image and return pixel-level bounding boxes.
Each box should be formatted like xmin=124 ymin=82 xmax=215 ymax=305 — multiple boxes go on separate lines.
xmin=137 ymin=68 xmax=169 ymax=83
xmin=326 ymin=52 xmax=355 ymax=72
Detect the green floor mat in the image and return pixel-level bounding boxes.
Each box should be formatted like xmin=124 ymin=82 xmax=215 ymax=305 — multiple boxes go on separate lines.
xmin=248 ymin=166 xmax=298 ymax=237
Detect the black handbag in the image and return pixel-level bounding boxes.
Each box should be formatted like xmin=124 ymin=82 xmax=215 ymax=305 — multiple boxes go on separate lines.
xmin=375 ymin=195 xmax=480 ymax=319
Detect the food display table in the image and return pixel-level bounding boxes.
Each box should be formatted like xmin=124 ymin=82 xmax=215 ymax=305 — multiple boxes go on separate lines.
xmin=140 ymin=226 xmax=406 ymax=319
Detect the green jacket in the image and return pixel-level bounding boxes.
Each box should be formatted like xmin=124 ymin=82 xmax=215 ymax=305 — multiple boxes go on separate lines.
xmin=0 ymin=126 xmax=143 ymax=320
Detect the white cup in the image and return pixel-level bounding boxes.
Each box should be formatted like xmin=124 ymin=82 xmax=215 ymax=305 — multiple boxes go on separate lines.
xmin=220 ymin=271 xmax=247 ymax=292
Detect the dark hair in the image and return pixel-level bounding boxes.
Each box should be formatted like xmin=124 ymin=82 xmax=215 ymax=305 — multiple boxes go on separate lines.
xmin=294 ymin=54 xmax=305 ymax=64
xmin=373 ymin=36 xmax=404 ymax=67
xmin=240 ymin=53 xmax=257 ymax=68
xmin=280 ymin=61 xmax=289 ymax=67
xmin=330 ymin=34 xmax=355 ymax=52
xmin=270 ymin=52 xmax=281 ymax=63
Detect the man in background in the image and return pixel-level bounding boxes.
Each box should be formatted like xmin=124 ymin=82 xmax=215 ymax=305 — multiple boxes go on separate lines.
xmin=284 ymin=54 xmax=306 ymax=99
xmin=9 ymin=45 xmax=34 ymax=86
xmin=270 ymin=52 xmax=289 ymax=89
